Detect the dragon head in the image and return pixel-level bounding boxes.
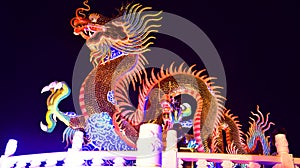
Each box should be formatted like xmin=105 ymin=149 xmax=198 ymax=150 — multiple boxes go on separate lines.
xmin=71 ymin=2 xmax=126 ymax=39
xmin=71 ymin=11 xmax=113 ymax=40
xmin=40 ymin=81 xmax=71 ymax=133
xmin=70 ymin=1 xmax=128 ymax=65
xmin=70 ymin=1 xmax=160 ymax=66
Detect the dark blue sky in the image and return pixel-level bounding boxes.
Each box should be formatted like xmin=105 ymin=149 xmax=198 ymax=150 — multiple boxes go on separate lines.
xmin=2 ymin=0 xmax=300 ymax=157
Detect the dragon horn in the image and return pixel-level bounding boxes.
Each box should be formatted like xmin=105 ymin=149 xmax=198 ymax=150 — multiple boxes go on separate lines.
xmin=77 ymin=0 xmax=90 ymax=18
xmin=70 ymin=0 xmax=91 ymax=28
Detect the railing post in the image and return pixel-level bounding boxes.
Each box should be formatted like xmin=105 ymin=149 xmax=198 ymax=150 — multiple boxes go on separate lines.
xmin=71 ymin=130 xmax=84 ymax=151
xmin=221 ymin=160 xmax=234 ymax=168
xmin=136 ymin=123 xmax=162 ymax=167
xmin=273 ymin=134 xmax=294 ymax=168
xmin=163 ymin=130 xmax=178 ymax=168
xmin=64 ymin=131 xmax=85 ymax=167
xmin=3 ymin=139 xmax=18 ymax=157
xmin=0 ymin=139 xmax=18 ymax=168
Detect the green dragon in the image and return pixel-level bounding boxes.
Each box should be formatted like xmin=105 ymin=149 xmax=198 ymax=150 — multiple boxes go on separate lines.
xmin=40 ymin=1 xmax=274 ymax=154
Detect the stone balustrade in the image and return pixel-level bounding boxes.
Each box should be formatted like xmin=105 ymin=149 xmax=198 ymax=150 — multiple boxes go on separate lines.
xmin=1 ymin=125 xmax=300 ymax=168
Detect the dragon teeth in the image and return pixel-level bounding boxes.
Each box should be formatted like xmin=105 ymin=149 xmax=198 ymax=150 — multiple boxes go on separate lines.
xmin=89 ymin=31 xmax=94 ymax=37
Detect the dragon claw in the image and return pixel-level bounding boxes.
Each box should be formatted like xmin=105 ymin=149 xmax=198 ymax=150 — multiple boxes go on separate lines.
xmin=41 ymin=85 xmax=51 ymax=93
xmin=41 ymin=81 xmax=63 ymax=93
xmin=40 ymin=121 xmax=48 ymax=132
xmin=54 ymin=82 xmax=63 ymax=91
xmin=41 ymin=81 xmax=58 ymax=93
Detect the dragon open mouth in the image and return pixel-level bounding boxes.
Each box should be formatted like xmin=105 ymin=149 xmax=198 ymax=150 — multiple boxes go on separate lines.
xmin=74 ymin=24 xmax=107 ymax=40
xmin=83 ymin=28 xmax=95 ymax=37
xmin=83 ymin=24 xmax=105 ymax=38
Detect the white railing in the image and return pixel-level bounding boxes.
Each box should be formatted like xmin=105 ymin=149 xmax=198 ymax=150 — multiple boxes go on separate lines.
xmin=0 ymin=150 xmax=139 ymax=167
xmin=1 ymin=124 xmax=300 ymax=168
xmin=1 ymin=150 xmax=300 ymax=168
xmin=177 ymin=152 xmax=300 ymax=168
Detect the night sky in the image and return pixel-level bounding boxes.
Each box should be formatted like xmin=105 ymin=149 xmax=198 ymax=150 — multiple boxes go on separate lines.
xmin=2 ymin=0 xmax=300 ymax=157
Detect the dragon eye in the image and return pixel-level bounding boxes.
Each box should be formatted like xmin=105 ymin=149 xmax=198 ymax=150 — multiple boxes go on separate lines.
xmin=89 ymin=13 xmax=100 ymax=23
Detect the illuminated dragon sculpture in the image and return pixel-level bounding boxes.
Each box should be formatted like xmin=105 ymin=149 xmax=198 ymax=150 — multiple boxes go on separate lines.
xmin=40 ymin=0 xmax=274 ymax=154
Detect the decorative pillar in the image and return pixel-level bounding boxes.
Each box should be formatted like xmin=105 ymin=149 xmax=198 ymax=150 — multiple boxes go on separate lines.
xmin=136 ymin=123 xmax=162 ymax=167
xmin=273 ymin=134 xmax=294 ymax=168
xmin=166 ymin=130 xmax=177 ymax=150
xmin=0 ymin=139 xmax=18 ymax=168
xmin=71 ymin=131 xmax=84 ymax=151
xmin=4 ymin=139 xmax=18 ymax=156
xmin=163 ymin=130 xmax=178 ymax=168
xmin=64 ymin=131 xmax=85 ymax=166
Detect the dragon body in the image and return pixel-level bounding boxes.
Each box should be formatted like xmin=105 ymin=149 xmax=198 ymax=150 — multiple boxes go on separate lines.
xmin=40 ymin=1 xmax=274 ymax=154
xmin=211 ymin=107 xmax=274 ymax=155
